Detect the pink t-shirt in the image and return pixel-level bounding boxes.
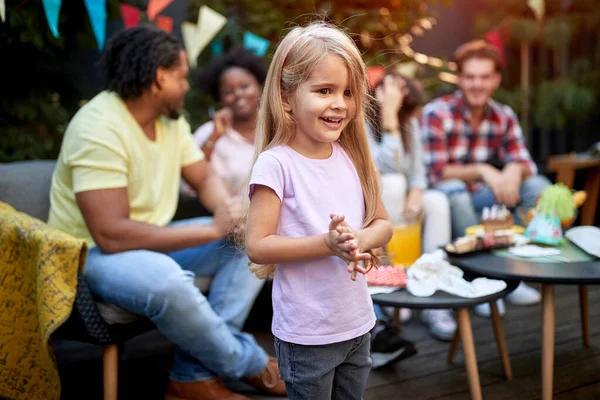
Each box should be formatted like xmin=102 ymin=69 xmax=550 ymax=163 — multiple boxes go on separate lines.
xmin=249 ymin=142 xmax=376 ymax=345
xmin=193 ymin=121 xmax=255 ymax=197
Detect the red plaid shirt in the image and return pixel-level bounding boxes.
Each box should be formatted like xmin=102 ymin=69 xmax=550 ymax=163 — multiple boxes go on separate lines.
xmin=421 ymin=91 xmax=537 ymax=191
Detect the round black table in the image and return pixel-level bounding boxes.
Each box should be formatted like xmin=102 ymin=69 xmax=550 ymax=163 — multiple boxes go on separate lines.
xmin=448 ymin=252 xmax=600 ymax=400
xmin=372 ymin=280 xmax=519 ymax=400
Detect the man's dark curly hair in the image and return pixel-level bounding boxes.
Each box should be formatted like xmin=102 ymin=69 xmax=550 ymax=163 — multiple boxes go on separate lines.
xmin=196 ymin=46 xmax=268 ymax=101
xmin=101 ymin=26 xmax=183 ymax=100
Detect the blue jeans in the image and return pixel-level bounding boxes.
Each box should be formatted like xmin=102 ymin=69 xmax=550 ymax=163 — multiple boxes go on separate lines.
xmin=83 ymin=217 xmax=268 ymax=382
xmin=275 ymin=333 xmax=371 ymax=400
xmin=434 ymin=175 xmax=551 ymax=238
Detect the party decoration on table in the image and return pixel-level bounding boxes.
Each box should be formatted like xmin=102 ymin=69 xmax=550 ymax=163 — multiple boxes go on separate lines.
xmin=524 ymin=183 xmax=580 ymax=245
xmin=366 ymin=265 xmax=407 ymax=287
xmin=83 ymin=0 xmax=106 ymax=50
xmin=42 ymin=0 xmax=61 ymax=38
xmin=508 ymin=245 xmax=562 ymax=258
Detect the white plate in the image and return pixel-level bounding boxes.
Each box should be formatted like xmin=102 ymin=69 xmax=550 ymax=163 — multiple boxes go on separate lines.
xmin=565 ymin=226 xmax=600 ymax=258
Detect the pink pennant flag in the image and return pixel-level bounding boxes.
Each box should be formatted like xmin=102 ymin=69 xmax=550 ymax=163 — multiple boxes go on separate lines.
xmin=155 ymin=15 xmax=173 ymax=33
xmin=147 ymin=0 xmax=174 ymax=21
xmin=485 ymin=29 xmax=505 ymax=67
xmin=120 ymin=4 xmax=140 ymax=28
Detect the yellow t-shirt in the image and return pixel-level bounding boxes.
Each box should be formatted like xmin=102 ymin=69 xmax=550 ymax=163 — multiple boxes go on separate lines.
xmin=48 ymin=91 xmax=204 ymax=248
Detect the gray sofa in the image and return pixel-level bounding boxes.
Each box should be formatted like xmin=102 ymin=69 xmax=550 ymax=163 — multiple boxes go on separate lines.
xmin=0 ymin=160 xmax=212 ymax=324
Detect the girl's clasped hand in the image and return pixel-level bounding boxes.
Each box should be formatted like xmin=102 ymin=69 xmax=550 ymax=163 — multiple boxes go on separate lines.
xmin=326 ymin=214 xmax=372 ymax=281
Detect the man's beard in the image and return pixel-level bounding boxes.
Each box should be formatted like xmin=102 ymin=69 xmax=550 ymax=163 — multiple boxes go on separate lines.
xmin=165 ymin=106 xmax=181 ymax=120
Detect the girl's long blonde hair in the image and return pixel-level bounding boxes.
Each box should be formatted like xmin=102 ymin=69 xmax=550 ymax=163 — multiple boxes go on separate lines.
xmin=247 ymin=21 xmax=381 ymax=279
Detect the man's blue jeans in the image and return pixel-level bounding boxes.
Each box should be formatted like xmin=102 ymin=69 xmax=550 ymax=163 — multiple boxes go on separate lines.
xmin=434 ymin=175 xmax=551 ymax=238
xmin=83 ymin=217 xmax=268 ymax=382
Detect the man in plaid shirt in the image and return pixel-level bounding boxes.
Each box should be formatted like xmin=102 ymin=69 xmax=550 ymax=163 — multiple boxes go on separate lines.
xmin=421 ymin=40 xmax=550 ymax=316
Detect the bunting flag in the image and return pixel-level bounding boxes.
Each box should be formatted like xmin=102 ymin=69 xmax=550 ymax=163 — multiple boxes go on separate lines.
xmin=0 ymin=0 xmax=5 ymax=23
xmin=243 ymin=31 xmax=269 ymax=57
xmin=147 ymin=0 xmax=174 ymax=21
xmin=155 ymin=15 xmax=173 ymax=33
xmin=366 ymin=65 xmax=385 ymax=88
xmin=120 ymin=3 xmax=140 ymax=28
xmin=485 ymin=29 xmax=505 ymax=67
xmin=210 ymin=39 xmax=224 ymax=56
xmin=182 ymin=6 xmax=227 ymax=67
xmin=83 ymin=0 xmax=106 ymax=50
xmin=42 ymin=0 xmax=61 ymax=38
xmin=527 ymin=0 xmax=545 ymax=20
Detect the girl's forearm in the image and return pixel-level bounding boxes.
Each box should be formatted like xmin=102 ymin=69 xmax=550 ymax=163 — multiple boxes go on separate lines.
xmin=356 ymin=219 xmax=393 ymax=252
xmin=246 ymin=234 xmax=333 ymax=265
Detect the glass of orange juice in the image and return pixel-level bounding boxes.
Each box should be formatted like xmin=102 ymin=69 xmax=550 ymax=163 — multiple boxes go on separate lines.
xmin=385 ymin=214 xmax=422 ymax=267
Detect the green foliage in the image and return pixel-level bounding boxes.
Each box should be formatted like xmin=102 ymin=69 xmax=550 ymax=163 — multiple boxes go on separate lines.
xmin=0 ymin=0 xmax=122 ymax=162
xmin=533 ymin=80 xmax=595 ymax=130
xmin=470 ymin=0 xmax=600 ymax=138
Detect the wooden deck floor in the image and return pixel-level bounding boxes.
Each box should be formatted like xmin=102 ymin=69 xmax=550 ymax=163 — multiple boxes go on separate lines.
xmin=56 ymin=283 xmax=600 ymax=399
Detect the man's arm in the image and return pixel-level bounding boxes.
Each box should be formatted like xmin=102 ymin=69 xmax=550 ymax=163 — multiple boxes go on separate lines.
xmin=181 ymin=159 xmax=232 ymax=213
xmin=76 ymin=188 xmax=222 ymax=254
xmin=441 ymin=163 xmax=496 ymax=184
xmin=500 ymin=107 xmax=536 ymax=180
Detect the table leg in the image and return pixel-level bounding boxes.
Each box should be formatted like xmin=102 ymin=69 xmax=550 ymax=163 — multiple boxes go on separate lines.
xmin=579 ymin=285 xmax=590 ymax=348
xmin=555 ymin=167 xmax=575 ymax=189
xmin=542 ymin=284 xmax=555 ymax=400
xmin=581 ymin=166 xmax=600 ymax=226
xmin=392 ymin=308 xmax=401 ymax=331
xmin=447 ymin=327 xmax=460 ymax=365
xmin=490 ymin=301 xmax=513 ymax=380
xmin=457 ymin=308 xmax=482 ymax=400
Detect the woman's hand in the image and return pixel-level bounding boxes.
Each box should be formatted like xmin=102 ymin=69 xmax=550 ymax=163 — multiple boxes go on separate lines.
xmin=375 ymin=75 xmax=409 ymax=132
xmin=213 ymin=107 xmax=233 ymax=138
xmin=405 ymin=188 xmax=424 ymax=218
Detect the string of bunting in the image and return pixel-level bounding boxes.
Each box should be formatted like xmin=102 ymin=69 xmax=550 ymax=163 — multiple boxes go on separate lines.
xmin=2 ymin=0 xmax=271 ymax=60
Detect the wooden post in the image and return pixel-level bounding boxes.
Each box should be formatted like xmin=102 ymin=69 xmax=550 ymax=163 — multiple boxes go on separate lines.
xmin=520 ymin=42 xmax=531 ymax=149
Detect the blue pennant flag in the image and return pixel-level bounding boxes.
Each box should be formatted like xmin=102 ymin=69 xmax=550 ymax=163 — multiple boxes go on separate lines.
xmin=84 ymin=0 xmax=106 ymax=50
xmin=243 ymin=31 xmax=269 ymax=57
xmin=210 ymin=39 xmax=223 ymax=56
xmin=42 ymin=0 xmax=61 ymax=38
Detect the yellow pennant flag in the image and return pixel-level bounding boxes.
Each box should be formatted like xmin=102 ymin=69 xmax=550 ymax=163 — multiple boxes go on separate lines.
xmin=182 ymin=6 xmax=226 ymax=68
xmin=527 ymin=0 xmax=545 ymax=20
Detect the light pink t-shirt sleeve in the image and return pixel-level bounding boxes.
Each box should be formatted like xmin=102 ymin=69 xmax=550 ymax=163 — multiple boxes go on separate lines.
xmin=192 ymin=121 xmax=214 ymax=147
xmin=249 ymin=152 xmax=284 ymax=201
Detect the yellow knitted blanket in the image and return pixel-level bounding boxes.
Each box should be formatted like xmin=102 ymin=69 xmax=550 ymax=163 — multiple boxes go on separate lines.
xmin=0 ymin=201 xmax=87 ymax=400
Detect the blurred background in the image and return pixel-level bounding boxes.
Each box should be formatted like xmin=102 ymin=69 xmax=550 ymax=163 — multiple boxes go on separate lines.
xmin=1 ymin=0 xmax=598 ymax=168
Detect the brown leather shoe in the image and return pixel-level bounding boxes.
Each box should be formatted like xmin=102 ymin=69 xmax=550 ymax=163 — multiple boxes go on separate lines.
xmin=165 ymin=379 xmax=250 ymax=400
xmin=243 ymin=357 xmax=287 ymax=396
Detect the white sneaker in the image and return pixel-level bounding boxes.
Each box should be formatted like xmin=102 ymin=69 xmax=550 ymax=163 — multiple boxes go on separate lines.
xmin=474 ymin=299 xmax=506 ymax=318
xmin=383 ymin=307 xmax=412 ymax=323
xmin=420 ymin=309 xmax=457 ymax=341
xmin=506 ymin=282 xmax=541 ymax=305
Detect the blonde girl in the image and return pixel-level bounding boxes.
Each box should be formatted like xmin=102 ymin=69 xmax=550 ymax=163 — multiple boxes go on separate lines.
xmin=245 ymin=22 xmax=393 ymax=399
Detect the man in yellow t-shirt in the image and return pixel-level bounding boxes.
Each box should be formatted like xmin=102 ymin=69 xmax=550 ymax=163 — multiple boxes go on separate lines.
xmin=48 ymin=26 xmax=285 ymax=400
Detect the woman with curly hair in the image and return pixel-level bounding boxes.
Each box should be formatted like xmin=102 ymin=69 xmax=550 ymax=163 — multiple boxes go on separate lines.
xmin=192 ymin=47 xmax=268 ymax=198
